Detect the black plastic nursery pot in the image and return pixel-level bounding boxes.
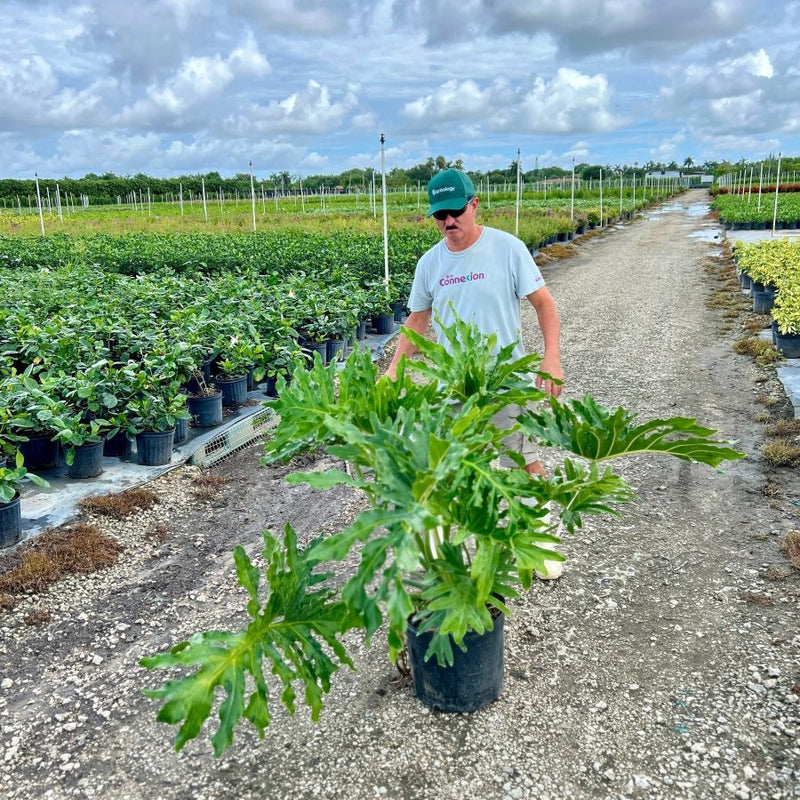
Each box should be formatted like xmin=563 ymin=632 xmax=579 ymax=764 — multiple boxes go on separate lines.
xmin=187 ymin=392 xmax=223 ymax=428
xmin=0 ymin=493 xmax=22 ymax=549
xmin=174 ymin=416 xmax=189 ymax=444
xmin=406 ymin=613 xmax=505 ymax=713
xmin=66 ymin=440 xmax=105 ymax=479
xmin=326 ymin=338 xmax=346 ymax=363
xmin=18 ymin=433 xmax=60 ymax=471
xmin=135 ymin=429 xmax=175 ymax=466
xmin=104 ymin=431 xmax=132 ymax=459
xmin=775 ymin=331 xmax=800 ymax=359
xmin=217 ymin=374 xmax=248 ymax=408
xmin=372 ymin=314 xmax=395 ymax=335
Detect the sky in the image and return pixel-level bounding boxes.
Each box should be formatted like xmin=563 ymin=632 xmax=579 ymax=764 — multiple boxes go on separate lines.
xmin=1 ymin=0 xmax=799 ymax=180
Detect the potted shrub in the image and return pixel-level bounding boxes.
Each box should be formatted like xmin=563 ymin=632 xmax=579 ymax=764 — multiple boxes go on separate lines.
xmin=364 ymin=281 xmax=395 ymax=334
xmin=0 ymin=451 xmax=50 ymax=548
xmin=184 ymin=369 xmax=223 ymax=428
xmin=771 ymin=285 xmax=800 ymax=357
xmin=141 ymin=315 xmax=743 ymax=755
xmin=128 ymin=387 xmax=189 ymax=466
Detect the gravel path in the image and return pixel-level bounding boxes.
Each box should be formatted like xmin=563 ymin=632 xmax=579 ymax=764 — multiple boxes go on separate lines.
xmin=1 ymin=189 xmax=798 ymax=800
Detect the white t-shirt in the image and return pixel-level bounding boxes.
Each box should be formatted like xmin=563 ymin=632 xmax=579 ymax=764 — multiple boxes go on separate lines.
xmin=407 ymin=226 xmax=545 ymax=359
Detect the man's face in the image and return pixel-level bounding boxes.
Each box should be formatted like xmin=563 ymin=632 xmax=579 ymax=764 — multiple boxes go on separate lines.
xmin=433 ymin=197 xmax=478 ymax=249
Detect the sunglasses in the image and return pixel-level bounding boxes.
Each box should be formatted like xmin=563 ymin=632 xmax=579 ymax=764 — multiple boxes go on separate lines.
xmin=432 ymin=198 xmax=474 ymax=221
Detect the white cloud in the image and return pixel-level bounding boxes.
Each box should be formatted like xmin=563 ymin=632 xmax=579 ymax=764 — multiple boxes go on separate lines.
xmin=403 ymin=71 xmax=620 ymax=136
xmin=393 ymin=0 xmax=752 ymax=56
xmin=229 ymin=0 xmax=365 ymax=36
xmin=226 ymin=80 xmax=359 ymax=136
xmin=116 ymin=31 xmax=269 ymax=127
xmin=495 ymin=69 xmax=621 ymax=135
xmin=403 ymin=79 xmax=513 ymax=125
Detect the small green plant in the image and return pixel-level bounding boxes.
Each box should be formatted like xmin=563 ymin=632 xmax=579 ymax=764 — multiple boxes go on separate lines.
xmin=0 ymin=451 xmax=50 ymax=504
xmin=141 ymin=315 xmax=744 ymax=756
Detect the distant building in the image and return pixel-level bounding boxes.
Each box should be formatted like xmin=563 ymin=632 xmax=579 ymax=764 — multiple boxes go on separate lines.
xmin=646 ymin=170 xmax=682 ymax=180
xmin=646 ymin=170 xmax=714 ymax=186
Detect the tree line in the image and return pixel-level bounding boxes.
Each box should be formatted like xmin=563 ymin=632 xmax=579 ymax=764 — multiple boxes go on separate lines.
xmin=1 ymin=155 xmax=796 ymax=208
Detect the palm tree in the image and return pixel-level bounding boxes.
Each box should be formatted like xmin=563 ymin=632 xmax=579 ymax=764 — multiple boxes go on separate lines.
xmin=683 ymin=156 xmax=695 ymax=170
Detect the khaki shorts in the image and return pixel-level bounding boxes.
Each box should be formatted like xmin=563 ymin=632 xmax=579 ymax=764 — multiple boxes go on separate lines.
xmin=492 ymin=401 xmax=539 ymax=468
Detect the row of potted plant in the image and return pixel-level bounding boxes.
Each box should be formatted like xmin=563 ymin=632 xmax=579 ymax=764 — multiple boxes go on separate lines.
xmin=714 ymin=191 xmax=800 ymax=228
xmin=733 ymin=239 xmax=800 ymax=334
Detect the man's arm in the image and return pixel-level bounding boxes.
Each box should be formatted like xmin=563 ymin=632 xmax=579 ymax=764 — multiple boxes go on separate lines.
xmin=526 ymin=286 xmax=563 ymax=398
xmin=385 ymin=308 xmax=432 ymax=380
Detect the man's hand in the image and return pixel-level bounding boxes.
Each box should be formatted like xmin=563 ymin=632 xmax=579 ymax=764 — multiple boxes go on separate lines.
xmin=537 ymin=355 xmax=564 ymax=398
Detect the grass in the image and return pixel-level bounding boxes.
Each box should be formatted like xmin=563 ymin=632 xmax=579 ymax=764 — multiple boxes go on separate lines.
xmin=739 ymin=591 xmax=774 ymax=606
xmin=765 ymin=418 xmax=800 ymax=437
xmin=77 ymin=488 xmax=160 ymax=519
xmin=0 ymin=523 xmax=122 ymax=607
xmin=781 ymin=530 xmax=800 ymax=570
xmin=761 ymin=437 xmax=800 ymax=466
xmin=191 ymin=473 xmax=232 ymax=500
xmin=733 ymin=337 xmax=783 ymax=366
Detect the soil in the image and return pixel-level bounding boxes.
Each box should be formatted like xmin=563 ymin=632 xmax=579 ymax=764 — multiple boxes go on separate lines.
xmin=1 ymin=189 xmax=799 ymax=800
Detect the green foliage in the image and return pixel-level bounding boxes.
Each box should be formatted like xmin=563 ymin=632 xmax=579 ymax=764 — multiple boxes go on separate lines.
xmin=0 ymin=450 xmax=49 ymax=504
xmin=140 ymin=525 xmax=359 ymax=756
xmin=142 ymin=314 xmax=744 ymax=755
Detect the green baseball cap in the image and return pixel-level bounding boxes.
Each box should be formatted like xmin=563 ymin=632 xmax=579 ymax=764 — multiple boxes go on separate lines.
xmin=426 ymin=169 xmax=475 ymax=217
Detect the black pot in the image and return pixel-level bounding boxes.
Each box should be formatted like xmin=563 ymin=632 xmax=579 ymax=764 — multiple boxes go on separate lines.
xmin=104 ymin=431 xmax=132 ymax=459
xmin=265 ymin=374 xmax=292 ymax=399
xmin=775 ymin=330 xmax=800 ymax=359
xmin=406 ymin=612 xmax=505 ymax=713
xmin=326 ymin=338 xmax=346 ymax=363
xmin=303 ymin=341 xmax=328 ymax=367
xmin=0 ymin=493 xmax=22 ymax=549
xmin=67 ymin=440 xmax=105 ymax=479
xmin=372 ymin=314 xmax=394 ymax=335
xmin=752 ymin=288 xmax=775 ymax=315
xmin=217 ymin=374 xmax=248 ymax=408
xmin=135 ymin=429 xmax=175 ymax=466
xmin=18 ymin=433 xmax=59 ymax=471
xmin=187 ymin=392 xmax=223 ymax=428
xmin=174 ymin=416 xmax=189 ymax=444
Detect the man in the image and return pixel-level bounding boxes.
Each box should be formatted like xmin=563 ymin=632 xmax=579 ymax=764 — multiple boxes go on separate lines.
xmin=385 ymin=167 xmax=565 ymax=577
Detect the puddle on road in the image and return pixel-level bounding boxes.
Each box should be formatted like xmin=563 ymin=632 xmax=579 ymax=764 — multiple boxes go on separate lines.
xmin=644 ymin=199 xmax=721 ymax=243
xmin=688 ymin=229 xmax=723 ymax=243
xmin=645 ymin=201 xmax=711 ymax=219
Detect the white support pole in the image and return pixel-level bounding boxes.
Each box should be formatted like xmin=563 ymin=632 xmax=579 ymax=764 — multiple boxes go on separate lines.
xmin=599 ymin=168 xmax=603 ymax=227
xmin=380 ymin=134 xmax=390 ymax=291
xmin=515 ymin=148 xmax=521 ymax=237
xmin=570 ymin=157 xmax=575 ymax=221
xmin=757 ymin=162 xmax=764 ymax=213
xmin=771 ymin=152 xmax=782 ymax=237
xmin=55 ymin=182 xmax=63 ymax=223
xmin=179 ymin=182 xmax=184 ymax=215
xmin=201 ymin=178 xmax=208 ymax=222
xmin=249 ymin=161 xmax=257 ymax=232
xmin=34 ymin=172 xmax=45 ymax=235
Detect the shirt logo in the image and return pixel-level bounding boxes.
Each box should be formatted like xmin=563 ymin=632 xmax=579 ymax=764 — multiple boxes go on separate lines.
xmin=439 ymin=271 xmax=485 ymax=287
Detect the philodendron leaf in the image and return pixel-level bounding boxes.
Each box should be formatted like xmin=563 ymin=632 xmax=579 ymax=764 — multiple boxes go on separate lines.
xmin=140 ymin=526 xmax=362 ymax=756
xmin=518 ymin=395 xmax=746 ymax=468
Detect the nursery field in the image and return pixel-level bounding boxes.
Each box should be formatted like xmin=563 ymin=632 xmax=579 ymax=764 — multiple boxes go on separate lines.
xmin=1 ymin=190 xmax=799 ymax=800
xmin=0 ymin=184 xmax=678 ymax=509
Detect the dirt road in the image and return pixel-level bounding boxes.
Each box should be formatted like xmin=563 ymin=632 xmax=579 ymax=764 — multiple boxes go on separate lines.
xmin=1 ymin=189 xmax=798 ymax=800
